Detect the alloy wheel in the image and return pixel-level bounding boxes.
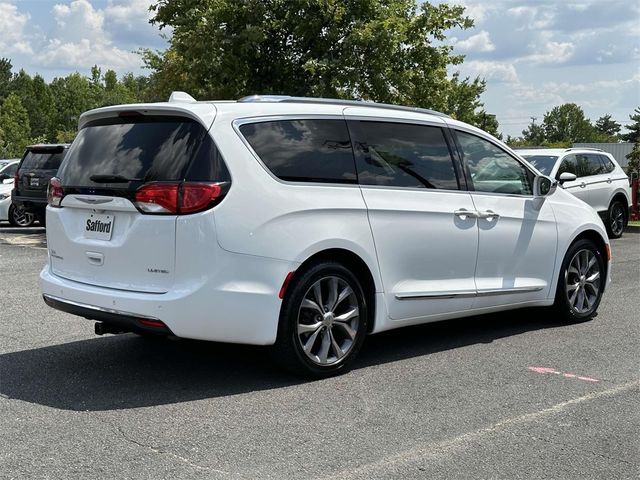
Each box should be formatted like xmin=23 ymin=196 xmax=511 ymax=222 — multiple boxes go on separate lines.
xmin=12 ymin=205 xmax=35 ymax=227
xmin=610 ymin=204 xmax=625 ymax=237
xmin=296 ymin=276 xmax=359 ymax=366
xmin=564 ymin=249 xmax=601 ymax=314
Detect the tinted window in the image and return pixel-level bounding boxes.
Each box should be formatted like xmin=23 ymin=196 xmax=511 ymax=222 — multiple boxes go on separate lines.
xmin=599 ymin=155 xmax=615 ymax=173
xmin=520 ymin=155 xmax=557 ymax=176
xmin=456 ymin=131 xmax=532 ymax=195
xmin=22 ymin=151 xmax=66 ymax=170
xmin=558 ymin=153 xmax=603 ymax=178
xmin=353 ymin=121 xmax=459 ymax=190
xmin=58 ymin=117 xmax=227 ymax=188
xmin=240 ymin=120 xmax=356 ymax=183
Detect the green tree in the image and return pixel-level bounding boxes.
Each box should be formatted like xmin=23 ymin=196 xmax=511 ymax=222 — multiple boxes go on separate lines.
xmin=521 ymin=119 xmax=545 ymax=146
xmin=594 ymin=114 xmax=620 ymax=139
xmin=620 ymin=107 xmax=640 ymax=144
xmin=0 ymin=93 xmax=31 ymax=157
xmin=0 ymin=58 xmax=12 ymax=99
xmin=145 ymin=0 xmax=491 ymax=122
xmin=626 ymin=141 xmax=640 ymax=176
xmin=9 ymin=70 xmax=55 ymax=139
xmin=542 ymin=103 xmax=595 ymax=144
xmin=49 ymin=73 xmax=94 ymax=139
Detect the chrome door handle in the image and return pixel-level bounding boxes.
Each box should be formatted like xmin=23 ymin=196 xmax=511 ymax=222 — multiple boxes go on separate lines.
xmin=607 ymin=178 xmax=612 ymax=184
xmin=580 ymin=182 xmax=586 ymax=188
xmin=477 ymin=210 xmax=500 ymax=220
xmin=454 ymin=208 xmax=478 ymax=219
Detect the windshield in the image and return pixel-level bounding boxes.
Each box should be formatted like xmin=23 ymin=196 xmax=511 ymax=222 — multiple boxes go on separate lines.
xmin=520 ymin=155 xmax=558 ymax=175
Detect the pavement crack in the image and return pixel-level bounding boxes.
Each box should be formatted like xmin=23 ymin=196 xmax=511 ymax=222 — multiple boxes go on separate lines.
xmin=97 ymin=417 xmax=229 ymax=476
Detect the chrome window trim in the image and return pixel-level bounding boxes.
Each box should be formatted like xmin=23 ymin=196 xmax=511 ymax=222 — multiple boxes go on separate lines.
xmin=43 ymin=294 xmax=161 ymax=320
xmin=396 ymin=285 xmax=544 ymax=300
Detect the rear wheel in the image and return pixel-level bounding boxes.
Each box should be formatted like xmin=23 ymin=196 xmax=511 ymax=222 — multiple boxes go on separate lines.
xmin=606 ymin=200 xmax=625 ymax=238
xmin=271 ymin=261 xmax=368 ymax=377
xmin=8 ymin=204 xmax=35 ymax=227
xmin=552 ymin=239 xmax=604 ymax=322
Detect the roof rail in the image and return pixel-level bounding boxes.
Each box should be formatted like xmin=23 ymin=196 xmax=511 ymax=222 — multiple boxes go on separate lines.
xmin=564 ymin=147 xmax=604 ymax=153
xmin=237 ymin=95 xmax=450 ymax=118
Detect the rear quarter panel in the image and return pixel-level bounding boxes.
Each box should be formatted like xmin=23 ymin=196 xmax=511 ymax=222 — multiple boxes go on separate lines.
xmin=209 ymin=116 xmax=383 ymax=292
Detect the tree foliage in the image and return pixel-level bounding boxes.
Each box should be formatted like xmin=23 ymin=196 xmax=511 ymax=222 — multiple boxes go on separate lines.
xmin=144 ymin=0 xmax=491 ymax=127
xmin=0 ymin=93 xmax=31 ymax=157
xmin=620 ymin=107 xmax=640 ymax=144
xmin=594 ymin=114 xmax=621 ymax=139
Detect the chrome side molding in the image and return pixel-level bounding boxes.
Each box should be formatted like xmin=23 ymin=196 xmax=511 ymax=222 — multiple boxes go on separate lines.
xmin=396 ymin=285 xmax=544 ymax=300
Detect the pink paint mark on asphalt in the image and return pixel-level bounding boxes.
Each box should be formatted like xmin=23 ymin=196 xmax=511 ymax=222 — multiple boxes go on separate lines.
xmin=528 ymin=366 xmax=600 ymax=383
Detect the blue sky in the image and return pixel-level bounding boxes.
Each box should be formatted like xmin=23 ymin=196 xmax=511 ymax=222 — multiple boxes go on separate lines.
xmin=1 ymin=0 xmax=639 ymax=137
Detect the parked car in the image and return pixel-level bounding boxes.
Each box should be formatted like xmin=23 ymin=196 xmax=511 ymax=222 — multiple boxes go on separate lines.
xmin=12 ymin=144 xmax=69 ymax=226
xmin=40 ymin=93 xmax=611 ymax=377
xmin=0 ymin=159 xmax=20 ymax=180
xmin=516 ymin=148 xmax=631 ymax=238
xmin=0 ymin=159 xmax=36 ymax=226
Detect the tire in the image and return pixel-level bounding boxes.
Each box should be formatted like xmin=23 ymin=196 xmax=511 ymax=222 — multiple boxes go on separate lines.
xmin=605 ymin=200 xmax=625 ymax=239
xmin=552 ymin=238 xmax=605 ymax=322
xmin=8 ymin=204 xmax=35 ymax=227
xmin=271 ymin=261 xmax=369 ymax=378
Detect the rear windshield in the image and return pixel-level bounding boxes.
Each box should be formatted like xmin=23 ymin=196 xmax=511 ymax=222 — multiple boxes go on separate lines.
xmin=21 ymin=151 xmax=66 ymax=170
xmin=520 ymin=155 xmax=558 ymax=175
xmin=58 ymin=116 xmax=227 ymax=188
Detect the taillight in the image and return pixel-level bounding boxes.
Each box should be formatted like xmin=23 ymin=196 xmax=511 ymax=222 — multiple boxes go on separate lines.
xmin=47 ymin=177 xmax=64 ymax=207
xmin=134 ymin=182 xmax=226 ymax=214
xmin=14 ymin=171 xmax=19 ymax=186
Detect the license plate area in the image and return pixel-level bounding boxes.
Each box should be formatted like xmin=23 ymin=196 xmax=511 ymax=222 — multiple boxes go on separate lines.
xmin=84 ymin=213 xmax=114 ymax=240
xmin=30 ymin=177 xmax=39 ymax=187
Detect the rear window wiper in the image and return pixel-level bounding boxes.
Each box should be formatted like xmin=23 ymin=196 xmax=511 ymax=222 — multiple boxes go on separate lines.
xmin=89 ymin=174 xmax=142 ymax=183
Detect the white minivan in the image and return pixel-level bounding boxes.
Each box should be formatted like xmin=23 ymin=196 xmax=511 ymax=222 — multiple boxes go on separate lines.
xmin=41 ymin=94 xmax=611 ymax=376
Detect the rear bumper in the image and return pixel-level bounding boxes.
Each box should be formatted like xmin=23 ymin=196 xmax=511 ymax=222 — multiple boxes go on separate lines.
xmin=11 ymin=192 xmax=47 ymax=210
xmin=43 ymin=293 xmax=173 ymax=335
xmin=40 ymin=251 xmax=296 ymax=345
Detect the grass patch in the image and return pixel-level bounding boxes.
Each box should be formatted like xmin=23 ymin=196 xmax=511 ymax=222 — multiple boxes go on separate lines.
xmin=629 ymin=220 xmax=640 ymax=227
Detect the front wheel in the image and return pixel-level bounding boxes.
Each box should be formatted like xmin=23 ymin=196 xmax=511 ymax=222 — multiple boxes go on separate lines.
xmin=606 ymin=200 xmax=625 ymax=238
xmin=271 ymin=261 xmax=368 ymax=377
xmin=8 ymin=204 xmax=35 ymax=227
xmin=552 ymin=239 xmax=605 ymax=322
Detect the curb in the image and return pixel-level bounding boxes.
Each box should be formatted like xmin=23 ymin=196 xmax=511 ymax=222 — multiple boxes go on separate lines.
xmin=625 ymin=224 xmax=640 ymax=234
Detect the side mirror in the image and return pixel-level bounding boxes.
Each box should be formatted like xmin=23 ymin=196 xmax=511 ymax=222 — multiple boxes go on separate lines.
xmin=534 ymin=175 xmax=556 ymax=197
xmin=557 ymin=172 xmax=577 ymax=185
xmin=2 ymin=178 xmax=13 ymax=185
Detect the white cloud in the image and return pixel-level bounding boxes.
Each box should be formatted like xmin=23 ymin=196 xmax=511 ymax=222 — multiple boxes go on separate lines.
xmin=459 ymin=60 xmax=519 ymax=83
xmin=0 ymin=2 xmax=33 ymax=55
xmin=520 ymin=33 xmax=575 ymax=65
xmin=35 ymin=0 xmax=142 ymax=70
xmin=455 ymin=31 xmax=495 ymax=53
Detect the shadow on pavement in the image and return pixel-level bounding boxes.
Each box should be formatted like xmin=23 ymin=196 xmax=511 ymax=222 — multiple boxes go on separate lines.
xmin=0 ymin=308 xmax=567 ymax=411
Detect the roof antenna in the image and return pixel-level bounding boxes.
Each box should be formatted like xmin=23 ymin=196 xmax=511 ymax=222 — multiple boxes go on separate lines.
xmin=168 ymin=91 xmax=197 ymax=103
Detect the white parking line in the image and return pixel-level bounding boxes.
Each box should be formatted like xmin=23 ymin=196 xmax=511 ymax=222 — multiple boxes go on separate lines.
xmin=319 ymin=379 xmax=640 ymax=480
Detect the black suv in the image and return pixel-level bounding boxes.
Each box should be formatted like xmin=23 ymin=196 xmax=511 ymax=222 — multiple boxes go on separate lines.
xmin=12 ymin=144 xmax=69 ymax=225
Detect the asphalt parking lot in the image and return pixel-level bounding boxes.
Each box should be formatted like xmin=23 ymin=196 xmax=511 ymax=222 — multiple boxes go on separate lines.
xmin=1 ymin=225 xmax=638 ymax=479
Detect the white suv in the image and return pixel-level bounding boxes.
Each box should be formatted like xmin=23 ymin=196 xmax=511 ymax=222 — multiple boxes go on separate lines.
xmin=516 ymin=148 xmax=631 ymax=238
xmin=41 ymin=93 xmax=611 ymax=376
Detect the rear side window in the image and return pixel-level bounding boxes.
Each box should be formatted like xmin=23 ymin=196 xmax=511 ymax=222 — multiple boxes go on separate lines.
xmin=58 ymin=116 xmax=227 ymax=188
xmin=239 ymin=119 xmax=356 ymax=183
xmin=21 ymin=151 xmax=66 ymax=170
xmin=352 ymin=121 xmax=459 ymax=190
xmin=599 ymin=155 xmax=615 ymax=173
